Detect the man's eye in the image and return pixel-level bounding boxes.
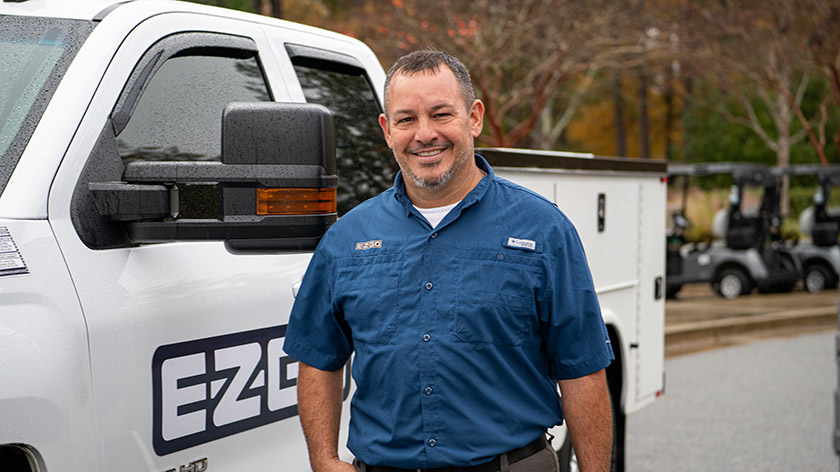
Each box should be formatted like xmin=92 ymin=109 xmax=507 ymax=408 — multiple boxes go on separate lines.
xmin=397 ymin=117 xmax=413 ymax=124
xmin=435 ymin=113 xmax=451 ymax=118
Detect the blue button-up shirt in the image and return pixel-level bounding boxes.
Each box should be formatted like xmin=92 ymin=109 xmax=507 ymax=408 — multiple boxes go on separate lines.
xmin=284 ymin=155 xmax=613 ymax=469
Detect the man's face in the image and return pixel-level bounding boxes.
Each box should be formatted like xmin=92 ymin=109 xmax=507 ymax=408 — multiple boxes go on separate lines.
xmin=379 ymin=66 xmax=484 ymax=192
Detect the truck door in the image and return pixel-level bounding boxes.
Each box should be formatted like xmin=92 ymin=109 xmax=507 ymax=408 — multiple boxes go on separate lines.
xmin=47 ymin=13 xmax=315 ymax=472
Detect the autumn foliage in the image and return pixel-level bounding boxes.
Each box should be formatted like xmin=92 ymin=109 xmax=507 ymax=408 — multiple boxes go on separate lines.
xmin=193 ymin=0 xmax=839 ymax=169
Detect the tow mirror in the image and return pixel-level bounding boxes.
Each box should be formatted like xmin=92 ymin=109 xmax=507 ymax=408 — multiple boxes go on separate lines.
xmin=90 ymin=102 xmax=338 ymax=251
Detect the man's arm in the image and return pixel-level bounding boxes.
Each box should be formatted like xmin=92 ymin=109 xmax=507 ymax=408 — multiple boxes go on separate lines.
xmin=297 ymin=362 xmax=355 ymax=472
xmin=558 ymin=368 xmax=613 ymax=472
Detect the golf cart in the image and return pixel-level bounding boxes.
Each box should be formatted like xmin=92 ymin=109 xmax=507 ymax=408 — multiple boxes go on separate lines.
xmin=666 ymin=163 xmax=800 ymax=299
xmin=783 ymin=165 xmax=840 ymax=292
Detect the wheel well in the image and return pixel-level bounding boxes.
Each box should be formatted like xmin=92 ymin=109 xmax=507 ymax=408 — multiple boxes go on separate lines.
xmin=558 ymin=326 xmax=626 ymax=471
xmin=802 ymin=258 xmax=839 ymax=289
xmin=605 ymin=325 xmax=626 ymax=472
xmin=803 ymin=257 xmax=835 ymax=275
xmin=713 ymin=262 xmax=751 ymax=283
xmin=605 ymin=325 xmax=623 ymax=409
xmin=0 ymin=445 xmax=38 ymax=472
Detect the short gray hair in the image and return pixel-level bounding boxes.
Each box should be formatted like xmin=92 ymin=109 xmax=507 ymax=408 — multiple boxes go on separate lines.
xmin=383 ymin=49 xmax=476 ymax=116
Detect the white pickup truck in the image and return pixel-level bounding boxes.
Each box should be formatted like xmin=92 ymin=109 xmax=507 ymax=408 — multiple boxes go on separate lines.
xmin=0 ymin=1 xmax=665 ymax=471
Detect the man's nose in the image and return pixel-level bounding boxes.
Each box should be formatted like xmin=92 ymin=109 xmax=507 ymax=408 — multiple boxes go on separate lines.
xmin=414 ymin=117 xmax=440 ymax=143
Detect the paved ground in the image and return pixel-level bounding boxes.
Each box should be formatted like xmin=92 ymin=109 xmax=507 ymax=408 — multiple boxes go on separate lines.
xmin=664 ymin=284 xmax=838 ymax=357
xmin=627 ymin=330 xmax=837 ymax=471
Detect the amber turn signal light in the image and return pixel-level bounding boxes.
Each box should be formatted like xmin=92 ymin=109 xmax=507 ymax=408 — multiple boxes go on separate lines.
xmin=256 ymin=188 xmax=337 ymax=215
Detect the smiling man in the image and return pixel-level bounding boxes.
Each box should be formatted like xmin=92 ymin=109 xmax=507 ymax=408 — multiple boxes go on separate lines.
xmin=284 ymin=49 xmax=614 ymax=472
xmin=378 ymin=54 xmax=483 ymax=206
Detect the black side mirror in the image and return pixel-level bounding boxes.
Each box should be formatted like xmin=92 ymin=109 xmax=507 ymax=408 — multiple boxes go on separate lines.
xmin=90 ymin=102 xmax=338 ymax=252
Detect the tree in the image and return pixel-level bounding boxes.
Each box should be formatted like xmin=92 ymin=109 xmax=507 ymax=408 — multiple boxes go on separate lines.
xmin=799 ymin=0 xmax=840 ymax=162
xmin=349 ymin=0 xmax=660 ymax=149
xmin=527 ymin=0 xmax=679 ymax=157
xmin=254 ymin=0 xmax=282 ymax=18
xmin=678 ymin=0 xmax=827 ymax=212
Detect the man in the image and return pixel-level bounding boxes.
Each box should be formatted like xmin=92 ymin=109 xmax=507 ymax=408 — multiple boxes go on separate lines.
xmin=283 ymin=49 xmax=614 ymax=472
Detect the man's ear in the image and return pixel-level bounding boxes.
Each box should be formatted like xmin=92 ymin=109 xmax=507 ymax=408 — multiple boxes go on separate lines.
xmin=379 ymin=113 xmax=393 ymax=148
xmin=469 ymin=99 xmax=485 ymax=138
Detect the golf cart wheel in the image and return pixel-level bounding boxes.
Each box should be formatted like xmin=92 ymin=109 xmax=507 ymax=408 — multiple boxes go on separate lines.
xmin=804 ymin=263 xmax=836 ymax=293
xmin=714 ymin=268 xmax=752 ymax=299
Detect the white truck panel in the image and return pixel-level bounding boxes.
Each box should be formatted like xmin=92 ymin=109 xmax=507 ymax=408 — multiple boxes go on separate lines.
xmin=0 ymin=220 xmax=99 ymax=470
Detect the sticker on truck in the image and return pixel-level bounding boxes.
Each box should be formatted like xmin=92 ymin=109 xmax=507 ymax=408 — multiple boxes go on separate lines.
xmin=152 ymin=325 xmax=350 ymax=455
xmin=0 ymin=226 xmax=29 ymax=277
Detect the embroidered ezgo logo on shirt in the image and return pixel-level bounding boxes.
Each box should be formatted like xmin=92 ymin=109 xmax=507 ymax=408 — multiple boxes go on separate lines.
xmin=506 ymin=237 xmax=536 ymax=251
xmin=355 ymin=240 xmax=382 ymax=250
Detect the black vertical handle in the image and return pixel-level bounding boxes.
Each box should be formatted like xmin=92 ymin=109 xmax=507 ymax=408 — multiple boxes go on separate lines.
xmin=598 ymin=193 xmax=606 ymax=232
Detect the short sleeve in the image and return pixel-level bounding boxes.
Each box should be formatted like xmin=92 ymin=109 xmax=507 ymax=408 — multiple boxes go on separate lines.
xmin=283 ymin=231 xmax=353 ymax=371
xmin=539 ymin=217 xmax=614 ymax=380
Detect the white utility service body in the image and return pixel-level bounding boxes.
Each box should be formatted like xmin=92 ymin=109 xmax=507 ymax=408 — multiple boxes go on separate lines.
xmin=0 ymin=1 xmax=665 ymax=471
xmin=483 ymin=148 xmax=666 ymax=408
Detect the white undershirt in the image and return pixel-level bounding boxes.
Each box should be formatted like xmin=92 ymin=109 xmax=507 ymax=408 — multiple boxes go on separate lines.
xmin=413 ymin=201 xmax=460 ymax=229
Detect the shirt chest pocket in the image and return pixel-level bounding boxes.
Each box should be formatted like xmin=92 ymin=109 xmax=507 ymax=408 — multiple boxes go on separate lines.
xmin=453 ymin=250 xmax=542 ymax=346
xmin=336 ymin=254 xmax=402 ymax=345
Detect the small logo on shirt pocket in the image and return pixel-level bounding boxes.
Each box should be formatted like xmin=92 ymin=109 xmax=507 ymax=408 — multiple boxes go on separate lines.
xmin=355 ymin=240 xmax=382 ymax=250
xmin=506 ymin=237 xmax=536 ymax=251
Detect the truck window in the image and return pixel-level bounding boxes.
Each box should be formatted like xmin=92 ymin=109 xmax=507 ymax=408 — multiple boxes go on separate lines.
xmin=291 ymin=60 xmax=396 ymax=215
xmin=0 ymin=15 xmax=95 ymax=197
xmin=114 ymin=47 xmax=272 ymax=219
xmin=117 ymin=52 xmax=271 ymax=164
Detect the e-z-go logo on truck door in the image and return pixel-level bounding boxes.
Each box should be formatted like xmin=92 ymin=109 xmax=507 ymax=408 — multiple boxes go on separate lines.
xmin=152 ymin=325 xmax=350 ymax=455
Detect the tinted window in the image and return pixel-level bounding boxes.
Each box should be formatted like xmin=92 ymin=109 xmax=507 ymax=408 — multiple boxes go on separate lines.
xmin=293 ymin=64 xmax=396 ymax=215
xmin=117 ymin=53 xmax=271 ymax=163
xmin=116 ymin=50 xmax=271 ymax=219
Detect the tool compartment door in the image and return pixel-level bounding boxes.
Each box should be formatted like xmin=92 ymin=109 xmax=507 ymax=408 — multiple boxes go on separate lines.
xmin=633 ymin=175 xmax=667 ymax=410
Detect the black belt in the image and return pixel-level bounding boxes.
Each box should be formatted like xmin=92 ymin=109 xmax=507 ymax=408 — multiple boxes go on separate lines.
xmin=359 ymin=435 xmax=547 ymax=472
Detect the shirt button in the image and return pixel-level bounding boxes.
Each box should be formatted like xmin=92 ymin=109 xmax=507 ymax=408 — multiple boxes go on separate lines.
xmin=424 ymin=386 xmax=433 ymax=395
xmin=431 ymin=232 xmax=438 ymax=239
xmin=497 ymin=253 xmax=505 ymax=261
xmin=423 ymin=334 xmax=431 ymax=342
xmin=428 ymin=438 xmax=437 ymax=447
xmin=425 ymin=282 xmax=433 ymax=290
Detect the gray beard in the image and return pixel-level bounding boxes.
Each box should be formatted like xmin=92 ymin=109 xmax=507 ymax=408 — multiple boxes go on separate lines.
xmin=404 ymin=148 xmax=471 ymax=189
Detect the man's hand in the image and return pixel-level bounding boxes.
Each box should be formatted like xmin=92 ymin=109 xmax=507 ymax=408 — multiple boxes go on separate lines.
xmin=314 ymin=457 xmax=355 ymax=472
xmin=558 ymin=369 xmax=612 ymax=472
xmin=298 ymin=362 xmax=354 ymax=472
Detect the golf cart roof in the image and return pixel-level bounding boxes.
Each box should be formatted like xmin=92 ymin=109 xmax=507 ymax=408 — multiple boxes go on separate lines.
xmin=667 ymin=162 xmax=775 ymax=185
xmin=779 ymin=165 xmax=840 ymax=185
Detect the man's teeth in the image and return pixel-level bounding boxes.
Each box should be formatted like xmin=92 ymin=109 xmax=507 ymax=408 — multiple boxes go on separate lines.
xmin=415 ymin=150 xmax=443 ymax=157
